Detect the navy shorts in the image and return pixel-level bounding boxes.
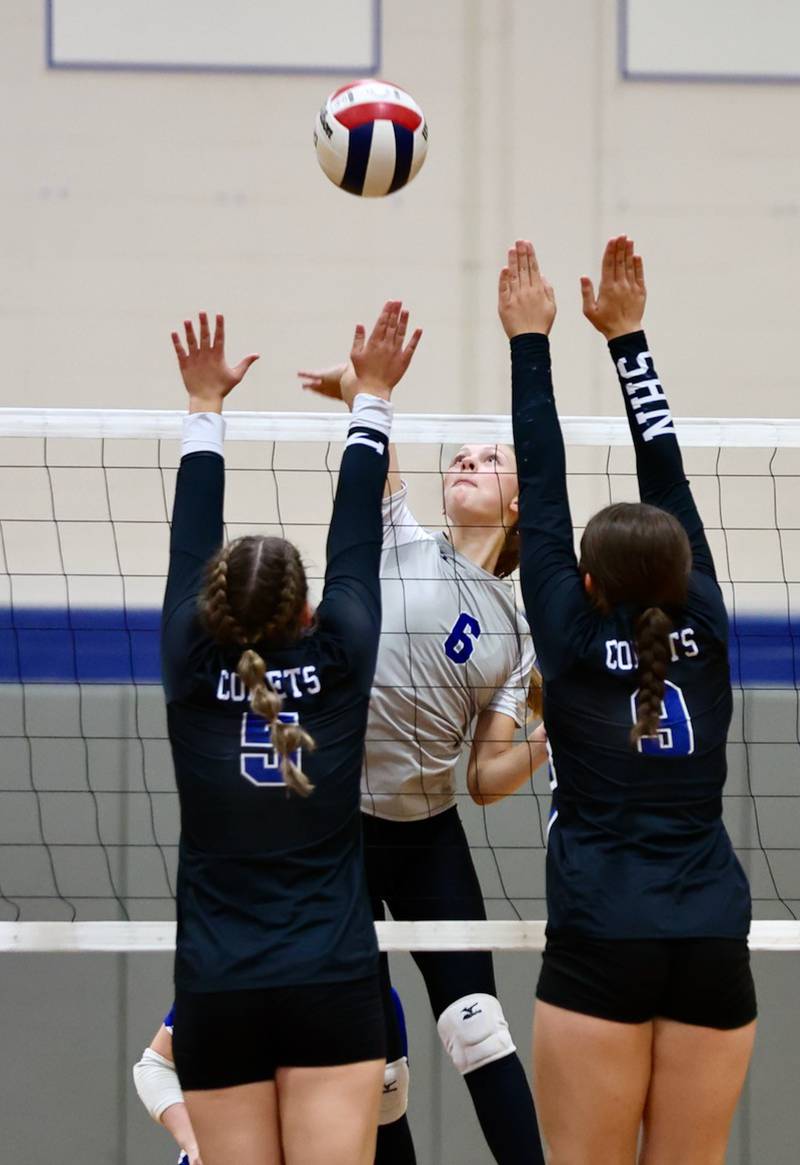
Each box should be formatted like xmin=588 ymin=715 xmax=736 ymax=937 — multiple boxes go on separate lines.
xmin=173 ymin=974 xmax=386 ymax=1090
xmin=537 ymin=934 xmax=757 ymax=1030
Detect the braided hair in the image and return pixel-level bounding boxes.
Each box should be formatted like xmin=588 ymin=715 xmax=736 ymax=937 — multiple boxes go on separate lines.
xmin=199 ymin=536 xmax=315 ymax=796
xmin=578 ymin=502 xmax=692 ymax=749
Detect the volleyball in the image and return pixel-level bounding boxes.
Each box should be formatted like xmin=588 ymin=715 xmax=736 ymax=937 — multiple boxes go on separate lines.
xmin=314 ymin=79 xmax=428 ymax=197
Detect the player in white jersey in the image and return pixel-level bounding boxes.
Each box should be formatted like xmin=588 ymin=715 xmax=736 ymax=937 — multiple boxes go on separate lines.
xmin=300 ymin=353 xmax=547 ymax=1165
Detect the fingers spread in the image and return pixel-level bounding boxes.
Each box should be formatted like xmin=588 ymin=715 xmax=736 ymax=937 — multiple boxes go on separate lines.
xmin=213 ymin=313 xmax=225 ymax=351
xmin=171 ymin=331 xmax=188 ymax=364
xmin=184 ymin=320 xmax=198 ymax=354
xmin=232 ymin=353 xmax=260 ymax=381
xmin=199 ymin=312 xmax=211 ymax=349
xmin=401 ymin=327 xmax=423 ymax=368
xmin=371 ymin=300 xmax=395 ymax=344
xmin=384 ymin=300 xmax=402 ymax=345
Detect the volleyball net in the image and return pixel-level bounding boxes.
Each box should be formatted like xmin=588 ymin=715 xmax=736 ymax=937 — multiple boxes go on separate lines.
xmin=1 ymin=407 xmax=799 ymax=953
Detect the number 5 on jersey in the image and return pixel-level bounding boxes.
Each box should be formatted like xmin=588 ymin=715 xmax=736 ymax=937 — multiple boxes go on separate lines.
xmin=241 ymin=710 xmax=302 ymax=787
xmin=630 ymin=680 xmax=694 ymax=757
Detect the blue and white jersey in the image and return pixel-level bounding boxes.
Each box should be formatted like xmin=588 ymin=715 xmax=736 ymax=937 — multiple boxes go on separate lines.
xmin=361 ymin=485 xmax=535 ymax=821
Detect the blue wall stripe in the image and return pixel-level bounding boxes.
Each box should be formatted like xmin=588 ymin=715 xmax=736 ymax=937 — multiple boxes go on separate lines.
xmin=0 ymin=608 xmax=797 ymax=687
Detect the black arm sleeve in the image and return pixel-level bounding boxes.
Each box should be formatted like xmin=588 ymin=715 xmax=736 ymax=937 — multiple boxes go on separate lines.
xmin=161 ymin=450 xmax=224 ymax=695
xmin=608 ymin=331 xmax=716 ymax=578
xmin=511 ymin=333 xmax=592 ymax=680
xmin=316 ymin=418 xmax=390 ymax=686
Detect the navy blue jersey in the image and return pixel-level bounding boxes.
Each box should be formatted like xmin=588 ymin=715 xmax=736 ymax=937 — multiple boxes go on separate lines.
xmin=162 ymin=399 xmax=391 ymax=992
xmin=511 ymin=331 xmax=750 ymax=940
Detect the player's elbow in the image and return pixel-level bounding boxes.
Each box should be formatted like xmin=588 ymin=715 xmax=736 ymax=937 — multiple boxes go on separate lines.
xmin=470 ymin=789 xmax=502 ymax=806
xmin=467 ymin=770 xmax=501 ymax=806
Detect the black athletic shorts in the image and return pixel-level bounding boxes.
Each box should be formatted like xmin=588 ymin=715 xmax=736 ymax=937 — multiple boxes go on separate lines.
xmin=537 ymin=934 xmax=757 ymax=1030
xmin=173 ymin=975 xmax=386 ymax=1090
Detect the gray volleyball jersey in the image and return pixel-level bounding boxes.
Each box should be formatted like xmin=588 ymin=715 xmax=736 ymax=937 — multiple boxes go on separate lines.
xmin=361 ymin=484 xmax=535 ymax=821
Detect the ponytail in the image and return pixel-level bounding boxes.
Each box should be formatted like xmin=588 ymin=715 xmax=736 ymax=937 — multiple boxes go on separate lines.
xmin=237 ymin=649 xmax=316 ymax=797
xmin=526 ymin=666 xmax=543 ymax=720
xmin=630 ymin=607 xmax=673 ymax=747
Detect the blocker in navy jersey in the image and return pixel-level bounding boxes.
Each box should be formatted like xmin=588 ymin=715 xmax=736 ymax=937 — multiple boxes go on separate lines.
xmin=511 ymin=330 xmax=751 ymax=941
xmin=162 ymin=397 xmax=391 ymax=993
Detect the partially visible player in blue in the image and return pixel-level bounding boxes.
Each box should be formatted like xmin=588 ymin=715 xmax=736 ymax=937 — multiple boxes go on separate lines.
xmin=162 ymin=302 xmax=421 ymax=1165
xmin=133 ymin=991 xmax=412 ymax=1165
xmin=133 ymin=1004 xmax=201 ymax=1165
xmin=499 ymin=236 xmax=756 ymax=1164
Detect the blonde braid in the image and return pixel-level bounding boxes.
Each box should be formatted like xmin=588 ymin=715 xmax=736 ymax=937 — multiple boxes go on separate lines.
xmin=262 ymin=547 xmax=304 ymax=641
xmin=237 ymin=649 xmax=316 ymax=797
xmin=202 ymin=547 xmax=248 ymax=646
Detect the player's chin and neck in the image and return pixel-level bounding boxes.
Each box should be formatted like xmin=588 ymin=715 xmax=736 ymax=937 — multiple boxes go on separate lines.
xmin=445 ymin=492 xmax=510 ymax=532
xmin=446 ymin=502 xmax=511 ymax=554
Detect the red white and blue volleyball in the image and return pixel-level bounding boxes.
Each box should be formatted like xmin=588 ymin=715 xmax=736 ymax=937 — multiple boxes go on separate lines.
xmin=314 ymin=80 xmax=428 ymax=197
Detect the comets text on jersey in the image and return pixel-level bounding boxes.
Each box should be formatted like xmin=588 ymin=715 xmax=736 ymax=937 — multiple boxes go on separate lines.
xmin=605 ymin=626 xmax=699 ymax=672
xmin=216 ymin=665 xmax=321 ymax=702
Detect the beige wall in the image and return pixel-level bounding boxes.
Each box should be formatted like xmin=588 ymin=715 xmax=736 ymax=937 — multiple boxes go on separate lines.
xmin=2 ymin=1 xmax=799 ymax=420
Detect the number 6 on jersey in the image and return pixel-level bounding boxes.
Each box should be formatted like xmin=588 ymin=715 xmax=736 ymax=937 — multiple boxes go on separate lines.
xmin=444 ymin=612 xmax=482 ymax=664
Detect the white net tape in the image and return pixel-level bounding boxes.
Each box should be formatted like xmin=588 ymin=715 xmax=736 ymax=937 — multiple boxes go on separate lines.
xmin=4 ymin=407 xmax=800 ymax=446
xmin=2 ymin=919 xmax=799 ymax=954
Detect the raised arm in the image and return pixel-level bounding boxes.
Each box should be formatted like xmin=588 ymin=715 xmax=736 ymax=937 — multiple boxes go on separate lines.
xmin=316 ymin=302 xmax=422 ymax=680
xmin=162 ymin=313 xmax=260 ymax=624
xmin=582 ymin=236 xmax=715 ymax=577
xmin=499 ymin=241 xmax=590 ymax=680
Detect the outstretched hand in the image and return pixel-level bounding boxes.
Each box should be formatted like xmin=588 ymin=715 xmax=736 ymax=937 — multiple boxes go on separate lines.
xmin=171 ymin=313 xmax=259 ymax=413
xmin=297 ymin=362 xmax=358 ymax=406
xmin=498 ymin=240 xmax=556 ymax=339
xmin=347 ymin=300 xmax=422 ymax=403
xmin=581 ymin=236 xmax=646 ymax=340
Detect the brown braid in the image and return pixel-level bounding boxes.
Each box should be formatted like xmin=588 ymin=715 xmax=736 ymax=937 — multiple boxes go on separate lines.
xmin=630 ymin=607 xmax=673 ymax=746
xmin=199 ymin=534 xmax=316 ymax=795
xmin=579 ymin=501 xmax=692 ymax=751
xmin=237 ymin=649 xmax=315 ymax=797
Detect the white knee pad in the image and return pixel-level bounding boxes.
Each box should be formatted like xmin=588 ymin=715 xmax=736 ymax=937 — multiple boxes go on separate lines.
xmin=436 ymin=994 xmax=516 ymax=1076
xmin=379 ymin=1056 xmax=410 ymax=1125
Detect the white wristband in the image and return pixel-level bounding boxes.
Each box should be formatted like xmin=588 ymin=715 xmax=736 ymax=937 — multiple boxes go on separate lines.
xmin=132 ymin=1047 xmax=184 ymax=1122
xmin=351 ymin=393 xmax=393 ymax=438
xmin=181 ymin=412 xmax=225 ymax=457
